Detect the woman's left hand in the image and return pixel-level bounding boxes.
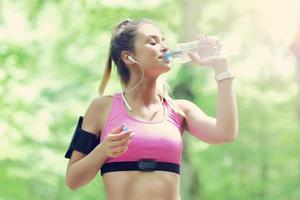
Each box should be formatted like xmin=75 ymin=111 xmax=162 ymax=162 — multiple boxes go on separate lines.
xmin=187 ymin=35 xmax=230 ymax=73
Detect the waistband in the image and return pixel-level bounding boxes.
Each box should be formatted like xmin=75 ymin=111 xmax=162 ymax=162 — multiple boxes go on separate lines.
xmin=100 ymin=160 xmax=180 ymax=176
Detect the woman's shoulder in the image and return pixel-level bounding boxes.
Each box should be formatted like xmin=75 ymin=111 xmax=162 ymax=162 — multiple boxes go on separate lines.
xmin=87 ymin=95 xmax=114 ymax=115
xmin=173 ymin=98 xmax=206 ymax=117
xmin=171 ymin=99 xmax=191 ymax=114
xmin=82 ymin=94 xmax=115 ymax=135
xmin=163 ymin=97 xmax=189 ymax=119
xmin=92 ymin=94 xmax=114 ymax=107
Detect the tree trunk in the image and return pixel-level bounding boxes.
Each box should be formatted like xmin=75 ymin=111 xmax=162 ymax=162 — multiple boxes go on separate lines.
xmin=177 ymin=0 xmax=204 ymax=199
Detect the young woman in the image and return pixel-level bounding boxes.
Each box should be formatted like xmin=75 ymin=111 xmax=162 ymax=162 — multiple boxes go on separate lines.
xmin=65 ymin=18 xmax=238 ymax=200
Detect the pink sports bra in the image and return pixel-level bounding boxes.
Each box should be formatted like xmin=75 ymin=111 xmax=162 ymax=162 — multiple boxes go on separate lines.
xmin=100 ymin=92 xmax=185 ymax=174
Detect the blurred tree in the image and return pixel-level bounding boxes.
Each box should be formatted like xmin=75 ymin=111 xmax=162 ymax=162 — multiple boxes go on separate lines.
xmin=1 ymin=0 xmax=300 ymax=200
xmin=175 ymin=0 xmax=203 ymax=199
xmin=290 ymin=14 xmax=300 ymax=119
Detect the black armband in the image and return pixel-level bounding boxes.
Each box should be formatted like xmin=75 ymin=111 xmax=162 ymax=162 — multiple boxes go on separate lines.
xmin=64 ymin=116 xmax=100 ymax=159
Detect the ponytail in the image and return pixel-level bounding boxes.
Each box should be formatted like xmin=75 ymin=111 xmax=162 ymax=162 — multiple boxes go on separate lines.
xmin=98 ymin=49 xmax=113 ymax=96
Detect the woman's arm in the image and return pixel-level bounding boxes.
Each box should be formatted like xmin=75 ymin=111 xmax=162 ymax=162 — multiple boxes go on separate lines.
xmin=177 ymin=45 xmax=239 ymax=144
xmin=65 ymin=96 xmax=133 ymax=190
xmin=66 ymin=144 xmax=108 ymax=190
xmin=65 ymin=97 xmax=110 ymax=190
xmin=176 ymin=76 xmax=238 ymax=144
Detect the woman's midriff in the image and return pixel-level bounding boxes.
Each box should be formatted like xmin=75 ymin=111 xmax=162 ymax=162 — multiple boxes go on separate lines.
xmin=103 ymin=171 xmax=181 ymax=200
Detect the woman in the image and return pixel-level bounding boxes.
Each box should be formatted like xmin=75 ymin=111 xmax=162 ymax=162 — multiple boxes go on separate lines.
xmin=65 ymin=18 xmax=238 ymax=200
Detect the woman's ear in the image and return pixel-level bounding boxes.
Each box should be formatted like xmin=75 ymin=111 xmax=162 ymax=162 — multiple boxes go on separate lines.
xmin=121 ymin=51 xmax=134 ymax=65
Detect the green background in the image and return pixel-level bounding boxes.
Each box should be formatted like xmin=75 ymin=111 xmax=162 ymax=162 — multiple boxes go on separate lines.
xmin=1 ymin=0 xmax=300 ymax=199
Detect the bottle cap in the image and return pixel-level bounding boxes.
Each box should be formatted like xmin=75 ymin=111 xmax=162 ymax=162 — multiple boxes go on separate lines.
xmin=163 ymin=52 xmax=172 ymax=62
xmin=122 ymin=124 xmax=129 ymax=132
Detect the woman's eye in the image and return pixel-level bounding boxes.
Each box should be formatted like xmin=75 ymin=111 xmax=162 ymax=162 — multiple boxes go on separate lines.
xmin=148 ymin=39 xmax=157 ymax=45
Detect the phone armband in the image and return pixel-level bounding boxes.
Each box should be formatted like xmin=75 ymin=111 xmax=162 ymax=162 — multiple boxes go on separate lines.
xmin=64 ymin=116 xmax=100 ymax=159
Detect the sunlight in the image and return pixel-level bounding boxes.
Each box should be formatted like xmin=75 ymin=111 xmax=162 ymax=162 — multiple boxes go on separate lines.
xmin=255 ymin=0 xmax=300 ymax=46
xmin=1 ymin=3 xmax=29 ymax=43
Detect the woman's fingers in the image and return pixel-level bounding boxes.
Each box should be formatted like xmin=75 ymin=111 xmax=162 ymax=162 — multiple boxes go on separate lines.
xmin=105 ymin=125 xmax=134 ymax=157
xmin=110 ymin=131 xmax=132 ymax=141
xmin=196 ymin=35 xmax=220 ymax=47
xmin=197 ymin=34 xmax=207 ymax=39
xmin=110 ymin=124 xmax=125 ymax=133
xmin=109 ymin=123 xmax=131 ymax=134
xmin=111 ymin=143 xmax=130 ymax=157
xmin=186 ymin=34 xmax=223 ymax=67
xmin=187 ymin=52 xmax=225 ymax=67
xmin=110 ymin=134 xmax=133 ymax=147
xmin=102 ymin=124 xmax=135 ymax=157
xmin=187 ymin=52 xmax=207 ymax=66
xmin=114 ymin=142 xmax=130 ymax=152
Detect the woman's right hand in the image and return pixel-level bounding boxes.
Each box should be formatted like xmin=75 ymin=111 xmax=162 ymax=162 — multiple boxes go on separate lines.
xmin=100 ymin=124 xmax=134 ymax=158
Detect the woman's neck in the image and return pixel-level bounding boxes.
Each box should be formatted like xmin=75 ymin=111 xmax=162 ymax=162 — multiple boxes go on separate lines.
xmin=123 ymin=78 xmax=162 ymax=107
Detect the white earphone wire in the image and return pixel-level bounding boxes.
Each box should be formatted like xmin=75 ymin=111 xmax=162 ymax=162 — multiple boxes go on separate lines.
xmin=122 ymin=57 xmax=144 ymax=93
xmin=121 ymin=57 xmax=165 ymax=113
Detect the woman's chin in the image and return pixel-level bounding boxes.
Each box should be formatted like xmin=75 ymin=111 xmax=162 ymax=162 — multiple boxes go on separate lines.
xmin=159 ymin=59 xmax=171 ymax=68
xmin=159 ymin=62 xmax=171 ymax=70
xmin=161 ymin=64 xmax=172 ymax=73
xmin=150 ymin=60 xmax=172 ymax=72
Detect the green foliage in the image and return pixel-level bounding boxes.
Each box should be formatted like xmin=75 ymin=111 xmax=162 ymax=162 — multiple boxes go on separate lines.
xmin=1 ymin=0 xmax=300 ymax=199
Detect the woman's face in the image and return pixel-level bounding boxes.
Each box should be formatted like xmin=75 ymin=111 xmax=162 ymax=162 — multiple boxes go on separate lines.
xmin=132 ymin=23 xmax=171 ymax=75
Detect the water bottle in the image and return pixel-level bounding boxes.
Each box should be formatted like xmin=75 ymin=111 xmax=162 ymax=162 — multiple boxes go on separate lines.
xmin=163 ymin=39 xmax=221 ymax=64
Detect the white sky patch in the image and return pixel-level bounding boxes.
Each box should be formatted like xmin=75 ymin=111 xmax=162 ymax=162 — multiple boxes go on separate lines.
xmin=1 ymin=2 xmax=31 ymax=43
xmin=255 ymin=0 xmax=300 ymax=46
xmin=1 ymin=2 xmax=61 ymax=43
xmin=10 ymin=82 xmax=41 ymax=103
xmin=222 ymin=33 xmax=242 ymax=56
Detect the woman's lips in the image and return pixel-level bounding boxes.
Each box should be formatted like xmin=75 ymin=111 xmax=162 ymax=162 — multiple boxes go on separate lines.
xmin=158 ymin=54 xmax=170 ymax=64
xmin=161 ymin=57 xmax=170 ymax=64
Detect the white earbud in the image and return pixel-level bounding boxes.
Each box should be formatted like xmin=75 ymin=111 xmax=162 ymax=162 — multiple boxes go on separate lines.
xmin=128 ymin=56 xmax=136 ymax=63
xmin=123 ymin=55 xmax=144 ymax=94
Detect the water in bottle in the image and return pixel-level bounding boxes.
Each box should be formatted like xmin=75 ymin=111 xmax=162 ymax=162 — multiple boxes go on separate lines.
xmin=163 ymin=39 xmax=221 ymax=64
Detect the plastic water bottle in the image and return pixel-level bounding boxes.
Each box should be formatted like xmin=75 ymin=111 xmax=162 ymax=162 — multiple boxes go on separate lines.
xmin=163 ymin=39 xmax=221 ymax=64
